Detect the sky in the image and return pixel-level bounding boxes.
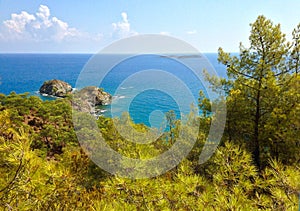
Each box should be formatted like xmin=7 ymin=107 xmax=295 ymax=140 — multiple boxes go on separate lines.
xmin=0 ymin=0 xmax=299 ymax=53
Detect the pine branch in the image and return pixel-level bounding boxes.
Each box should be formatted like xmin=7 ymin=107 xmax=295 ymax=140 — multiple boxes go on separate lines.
xmin=0 ymin=151 xmax=24 ymax=193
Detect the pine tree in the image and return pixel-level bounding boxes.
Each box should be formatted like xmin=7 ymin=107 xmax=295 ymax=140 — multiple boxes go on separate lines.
xmin=218 ymin=16 xmax=297 ymax=168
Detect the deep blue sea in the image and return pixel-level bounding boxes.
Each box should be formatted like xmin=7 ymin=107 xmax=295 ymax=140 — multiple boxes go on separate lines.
xmin=0 ymin=53 xmax=226 ymax=127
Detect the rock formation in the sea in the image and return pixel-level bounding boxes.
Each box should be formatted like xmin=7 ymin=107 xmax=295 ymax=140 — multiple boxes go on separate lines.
xmin=72 ymin=86 xmax=112 ymax=113
xmin=39 ymin=79 xmax=72 ymax=97
xmin=77 ymin=86 xmax=112 ymax=105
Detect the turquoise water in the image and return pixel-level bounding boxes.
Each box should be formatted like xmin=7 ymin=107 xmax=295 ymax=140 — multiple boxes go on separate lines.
xmin=0 ymin=53 xmax=226 ymax=126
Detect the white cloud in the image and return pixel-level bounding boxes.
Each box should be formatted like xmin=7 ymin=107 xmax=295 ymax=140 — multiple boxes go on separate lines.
xmin=121 ymin=12 xmax=128 ymax=23
xmin=0 ymin=6 xmax=143 ymax=52
xmin=4 ymin=11 xmax=36 ymax=34
xmin=186 ymin=30 xmax=197 ymax=35
xmin=112 ymin=12 xmax=137 ymax=38
xmin=1 ymin=5 xmax=83 ymax=42
xmin=50 ymin=16 xmax=80 ymax=41
xmin=159 ymin=31 xmax=170 ymax=35
xmin=36 ymin=4 xmax=51 ymax=27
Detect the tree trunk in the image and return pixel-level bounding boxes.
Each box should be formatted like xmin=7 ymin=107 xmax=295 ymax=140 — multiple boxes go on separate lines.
xmin=254 ymin=87 xmax=261 ymax=170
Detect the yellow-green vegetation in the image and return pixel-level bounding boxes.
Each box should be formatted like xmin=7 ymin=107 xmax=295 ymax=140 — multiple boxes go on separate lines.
xmin=0 ymin=16 xmax=299 ymax=210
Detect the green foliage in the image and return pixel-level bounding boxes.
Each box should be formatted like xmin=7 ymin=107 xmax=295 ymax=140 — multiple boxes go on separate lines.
xmin=165 ymin=110 xmax=178 ymax=144
xmin=0 ymin=15 xmax=299 ymax=210
xmin=0 ymin=92 xmax=299 ymax=210
xmin=215 ymin=15 xmax=300 ymax=168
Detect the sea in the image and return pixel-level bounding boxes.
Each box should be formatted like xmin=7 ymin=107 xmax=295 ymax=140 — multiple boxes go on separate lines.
xmin=0 ymin=53 xmax=226 ymax=128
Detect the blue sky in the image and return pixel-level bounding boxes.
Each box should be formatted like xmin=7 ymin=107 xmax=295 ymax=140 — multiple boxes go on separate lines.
xmin=0 ymin=0 xmax=299 ymax=53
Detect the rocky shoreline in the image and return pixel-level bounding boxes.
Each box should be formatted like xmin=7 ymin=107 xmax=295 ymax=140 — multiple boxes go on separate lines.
xmin=39 ymin=79 xmax=112 ymax=116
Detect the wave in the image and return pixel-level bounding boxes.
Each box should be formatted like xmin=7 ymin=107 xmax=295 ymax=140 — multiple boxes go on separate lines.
xmin=113 ymin=95 xmax=126 ymax=100
xmin=35 ymin=91 xmax=58 ymax=99
xmin=120 ymin=86 xmax=134 ymax=90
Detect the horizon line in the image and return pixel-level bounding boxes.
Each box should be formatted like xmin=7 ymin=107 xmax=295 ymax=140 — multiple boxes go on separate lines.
xmin=0 ymin=51 xmax=237 ymax=54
